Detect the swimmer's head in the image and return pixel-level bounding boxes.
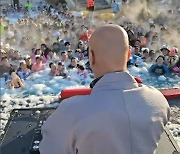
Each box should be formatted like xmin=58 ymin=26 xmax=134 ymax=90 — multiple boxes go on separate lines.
xmin=11 ymin=72 xmax=17 ymax=79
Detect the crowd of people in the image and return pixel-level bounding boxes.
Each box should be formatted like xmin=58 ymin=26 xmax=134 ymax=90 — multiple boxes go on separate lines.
xmin=0 ymin=0 xmax=179 ymax=90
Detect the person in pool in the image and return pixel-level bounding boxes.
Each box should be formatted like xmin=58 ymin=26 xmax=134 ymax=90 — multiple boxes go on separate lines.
xmin=149 ymin=55 xmax=169 ymax=76
xmin=24 ymin=55 xmax=33 ymax=70
xmin=31 ymin=56 xmax=45 ymax=72
xmin=75 ymin=49 xmax=84 ymax=61
xmin=172 ymin=57 xmax=180 ymax=73
xmin=56 ymin=62 xmax=68 ymax=78
xmin=49 ymin=62 xmax=56 ymax=76
xmin=68 ymin=57 xmax=79 ymax=69
xmin=60 ymin=51 xmax=70 ymax=67
xmin=160 ymin=45 xmax=170 ymax=64
xmin=8 ymin=69 xmax=24 ymax=89
xmin=76 ymin=64 xmax=88 ymax=83
xmin=17 ymin=61 xmax=31 ymax=80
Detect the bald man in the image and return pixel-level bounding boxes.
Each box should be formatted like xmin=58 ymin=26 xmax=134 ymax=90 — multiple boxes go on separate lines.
xmin=40 ymin=25 xmax=170 ymax=154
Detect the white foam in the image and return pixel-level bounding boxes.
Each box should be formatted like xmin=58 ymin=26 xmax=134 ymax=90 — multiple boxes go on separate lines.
xmin=139 ymin=67 xmax=149 ymax=74
xmin=158 ymin=75 xmax=167 ymax=81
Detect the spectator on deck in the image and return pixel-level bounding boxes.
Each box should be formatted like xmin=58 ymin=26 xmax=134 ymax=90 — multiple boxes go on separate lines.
xmin=113 ymin=0 xmax=120 ymax=14
xmin=25 ymin=0 xmax=33 ymax=11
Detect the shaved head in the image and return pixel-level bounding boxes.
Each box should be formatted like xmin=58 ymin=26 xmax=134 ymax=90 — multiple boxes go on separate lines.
xmin=89 ymin=24 xmax=129 ymax=78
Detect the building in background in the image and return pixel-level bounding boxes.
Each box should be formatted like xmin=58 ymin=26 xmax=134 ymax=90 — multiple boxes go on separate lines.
xmin=1 ymin=0 xmax=43 ymax=6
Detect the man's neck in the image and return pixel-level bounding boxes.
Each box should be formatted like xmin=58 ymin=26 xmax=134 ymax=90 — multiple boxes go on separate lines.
xmin=90 ymin=70 xmax=125 ymax=88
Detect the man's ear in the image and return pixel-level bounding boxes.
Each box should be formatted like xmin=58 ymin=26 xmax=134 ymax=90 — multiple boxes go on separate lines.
xmin=127 ymin=49 xmax=131 ymax=61
xmin=91 ymin=50 xmax=95 ymax=65
xmin=89 ymin=49 xmax=95 ymax=67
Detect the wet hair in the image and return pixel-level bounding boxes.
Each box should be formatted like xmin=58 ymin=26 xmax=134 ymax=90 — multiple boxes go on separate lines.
xmin=78 ymin=65 xmax=85 ymax=71
xmin=49 ymin=62 xmax=54 ymax=68
xmin=75 ymin=49 xmax=81 ymax=53
xmin=78 ymin=42 xmax=83 ymax=48
xmin=14 ymin=50 xmax=20 ymax=53
xmin=41 ymin=44 xmax=47 ymax=48
xmin=9 ymin=68 xmax=16 ymax=75
xmin=65 ymin=24 xmax=70 ymax=29
xmin=81 ymin=25 xmax=85 ymax=28
xmin=61 ymin=51 xmax=67 ymax=56
xmin=135 ymin=40 xmax=141 ymax=44
xmin=1 ymin=56 xmax=8 ymax=61
xmin=59 ymin=39 xmax=64 ymax=43
xmin=20 ymin=61 xmax=26 ymax=67
xmin=64 ymin=42 xmax=71 ymax=46
xmin=152 ymin=35 xmax=158 ymax=39
xmin=78 ymin=40 xmax=83 ymax=44
xmin=35 ymin=49 xmax=42 ymax=55
xmin=143 ymin=49 xmax=149 ymax=54
xmin=67 ymin=50 xmax=73 ymax=53
xmin=71 ymin=57 xmax=78 ymax=62
xmin=138 ymin=33 xmax=144 ymax=37
xmin=58 ymin=62 xmax=64 ymax=66
xmin=160 ymin=26 xmax=167 ymax=31
xmin=156 ymin=55 xmax=165 ymax=62
xmin=176 ymin=58 xmax=180 ymax=67
xmin=35 ymin=56 xmax=42 ymax=61
xmin=150 ymin=24 xmax=155 ymax=28
xmin=53 ymin=42 xmax=60 ymax=46
xmin=64 ymin=30 xmax=68 ymax=34
xmin=45 ymin=37 xmax=50 ymax=42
